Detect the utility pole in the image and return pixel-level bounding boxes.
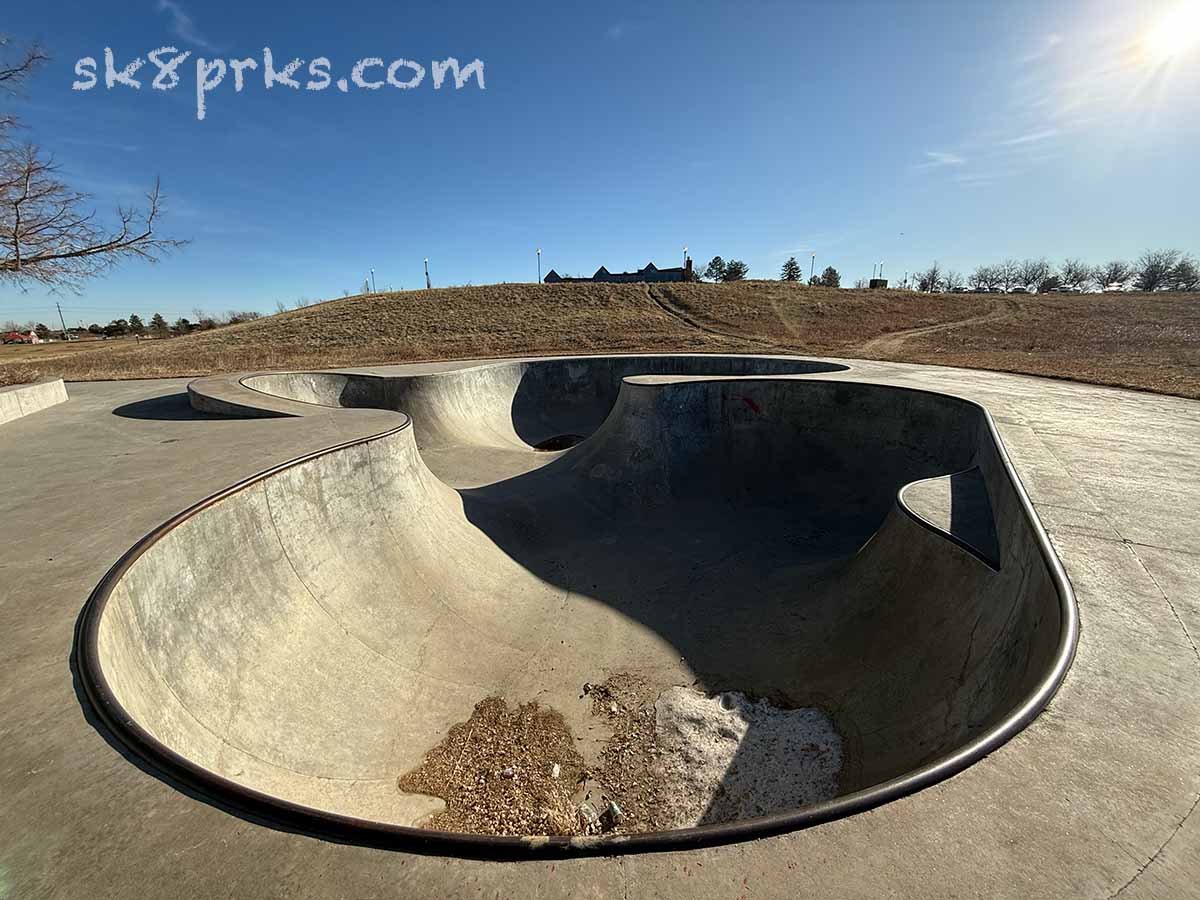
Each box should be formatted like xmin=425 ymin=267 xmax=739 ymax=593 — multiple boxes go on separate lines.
xmin=370 ymin=268 xmax=376 ymax=293
xmin=810 ymin=254 xmax=816 ymax=282
xmin=424 ymin=258 xmax=431 ymax=290
xmin=56 ymin=302 xmax=68 ymax=339
xmin=537 ymin=248 xmax=541 ymax=283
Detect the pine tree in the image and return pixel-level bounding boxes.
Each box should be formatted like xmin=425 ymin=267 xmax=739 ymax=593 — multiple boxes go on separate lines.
xmin=128 ymin=314 xmax=145 ymax=335
xmin=781 ymin=257 xmax=802 ymax=281
xmin=150 ymin=312 xmax=168 ymax=337
xmin=722 ymin=260 xmax=749 ymax=281
xmin=703 ymin=256 xmax=726 ymax=281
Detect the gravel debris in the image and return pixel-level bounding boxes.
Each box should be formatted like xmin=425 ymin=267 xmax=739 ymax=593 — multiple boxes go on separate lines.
xmin=397 ymin=696 xmax=584 ymax=836
xmin=398 ymin=675 xmax=843 ymax=836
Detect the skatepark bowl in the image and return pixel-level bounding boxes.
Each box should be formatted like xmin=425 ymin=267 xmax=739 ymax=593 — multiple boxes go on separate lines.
xmin=76 ymin=355 xmax=1077 ymax=855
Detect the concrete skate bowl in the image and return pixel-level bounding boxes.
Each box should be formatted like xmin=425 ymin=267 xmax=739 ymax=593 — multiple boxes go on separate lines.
xmin=236 ymin=354 xmax=852 ymax=484
xmin=77 ymin=359 xmax=1077 ymax=856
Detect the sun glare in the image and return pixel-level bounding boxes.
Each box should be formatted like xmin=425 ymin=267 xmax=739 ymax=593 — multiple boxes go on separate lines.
xmin=1143 ymin=2 xmax=1200 ymax=64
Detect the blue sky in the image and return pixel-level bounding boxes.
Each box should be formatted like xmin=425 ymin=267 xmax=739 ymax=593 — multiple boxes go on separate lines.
xmin=3 ymin=0 xmax=1199 ymax=325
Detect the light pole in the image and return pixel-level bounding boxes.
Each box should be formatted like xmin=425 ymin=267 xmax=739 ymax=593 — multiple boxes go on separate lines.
xmin=537 ymin=248 xmax=541 ymax=283
xmin=810 ymin=253 xmax=816 ymax=282
xmin=424 ymin=258 xmax=431 ymax=290
xmin=683 ymin=245 xmax=688 ymax=267
xmin=370 ymin=268 xmax=376 ymax=293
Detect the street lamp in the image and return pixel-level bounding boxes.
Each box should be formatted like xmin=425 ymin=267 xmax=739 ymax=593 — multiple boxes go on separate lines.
xmin=683 ymin=245 xmax=688 ymax=267
xmin=810 ymin=253 xmax=816 ymax=282
xmin=370 ymin=268 xmax=376 ymax=293
xmin=537 ymin=248 xmax=542 ymax=283
xmin=424 ymin=258 xmax=431 ymax=290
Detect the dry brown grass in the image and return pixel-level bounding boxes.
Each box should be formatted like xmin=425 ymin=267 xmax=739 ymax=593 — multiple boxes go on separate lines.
xmin=1 ymin=281 xmax=1196 ymax=399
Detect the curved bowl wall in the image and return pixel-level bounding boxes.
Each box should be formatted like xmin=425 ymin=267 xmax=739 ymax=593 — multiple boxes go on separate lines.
xmin=78 ymin=359 xmax=1076 ymax=855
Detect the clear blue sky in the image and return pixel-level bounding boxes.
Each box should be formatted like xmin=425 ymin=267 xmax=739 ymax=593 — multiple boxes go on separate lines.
xmin=4 ymin=0 xmax=1199 ymax=325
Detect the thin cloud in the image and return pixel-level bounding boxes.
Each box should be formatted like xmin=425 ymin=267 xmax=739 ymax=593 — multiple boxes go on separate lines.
xmin=1020 ymin=33 xmax=1064 ymax=64
xmin=999 ymin=128 xmax=1059 ymax=146
xmin=157 ymin=0 xmax=217 ymax=51
xmin=953 ymin=170 xmax=1018 ymax=186
xmin=916 ymin=150 xmax=966 ymax=170
xmin=57 ymin=136 xmax=141 ymax=152
xmin=606 ymin=22 xmax=627 ymax=39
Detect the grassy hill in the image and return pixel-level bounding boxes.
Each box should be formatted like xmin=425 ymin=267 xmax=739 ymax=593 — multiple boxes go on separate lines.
xmin=2 ymin=280 xmax=1197 ymax=398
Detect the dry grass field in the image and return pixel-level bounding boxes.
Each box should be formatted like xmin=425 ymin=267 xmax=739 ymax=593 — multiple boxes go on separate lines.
xmin=0 ymin=337 xmax=117 ymax=364
xmin=1 ymin=281 xmax=1197 ymax=399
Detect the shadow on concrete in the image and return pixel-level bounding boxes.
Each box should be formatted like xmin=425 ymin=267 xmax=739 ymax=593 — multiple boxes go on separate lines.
xmin=113 ymin=393 xmax=215 ymax=422
xmin=75 ymin=364 xmax=1071 ymax=856
xmin=950 ymin=469 xmax=1002 ymax=567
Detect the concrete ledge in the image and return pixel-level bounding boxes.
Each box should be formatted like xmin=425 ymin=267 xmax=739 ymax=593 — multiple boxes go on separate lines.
xmin=0 ymin=377 xmax=68 ymax=425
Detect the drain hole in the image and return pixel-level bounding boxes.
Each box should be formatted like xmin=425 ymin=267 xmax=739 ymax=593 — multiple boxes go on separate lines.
xmin=532 ymin=434 xmax=585 ymax=452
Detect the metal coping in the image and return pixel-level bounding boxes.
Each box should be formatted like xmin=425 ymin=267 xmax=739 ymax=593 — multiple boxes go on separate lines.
xmin=75 ymin=369 xmax=1079 ymax=858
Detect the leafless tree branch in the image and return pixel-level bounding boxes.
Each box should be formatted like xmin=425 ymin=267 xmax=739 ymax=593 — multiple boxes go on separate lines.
xmin=1 ymin=37 xmax=186 ymax=290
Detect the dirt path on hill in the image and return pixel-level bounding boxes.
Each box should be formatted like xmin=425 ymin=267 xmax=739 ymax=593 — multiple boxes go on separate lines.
xmin=855 ymin=298 xmax=1017 ymax=357
xmin=644 ymin=286 xmax=777 ymax=351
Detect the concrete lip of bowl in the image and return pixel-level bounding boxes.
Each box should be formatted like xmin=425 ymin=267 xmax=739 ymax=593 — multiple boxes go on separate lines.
xmin=76 ymin=355 xmax=1077 ymax=856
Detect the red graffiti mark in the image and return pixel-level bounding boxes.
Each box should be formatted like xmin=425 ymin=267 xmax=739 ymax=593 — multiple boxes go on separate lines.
xmin=738 ymin=396 xmax=762 ymax=414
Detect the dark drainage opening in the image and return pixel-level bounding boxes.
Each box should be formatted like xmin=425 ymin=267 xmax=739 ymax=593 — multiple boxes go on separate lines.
xmin=532 ymin=434 xmax=585 ymax=452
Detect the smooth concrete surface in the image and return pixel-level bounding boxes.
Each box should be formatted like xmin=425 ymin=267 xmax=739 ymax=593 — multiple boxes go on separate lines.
xmin=90 ymin=361 xmax=1073 ymax=848
xmin=0 ymin=377 xmax=67 ymax=425
xmin=1 ymin=359 xmax=1199 ymax=898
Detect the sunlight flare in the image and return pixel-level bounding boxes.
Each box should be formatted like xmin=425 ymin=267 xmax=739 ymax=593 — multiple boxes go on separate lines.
xmin=1142 ymin=2 xmax=1200 ymax=64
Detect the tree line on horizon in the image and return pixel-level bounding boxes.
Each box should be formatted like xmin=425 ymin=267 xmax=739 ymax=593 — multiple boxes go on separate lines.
xmin=701 ymin=255 xmax=842 ymax=287
xmin=2 ymin=309 xmax=264 ymax=340
xmin=910 ymin=250 xmax=1198 ymax=293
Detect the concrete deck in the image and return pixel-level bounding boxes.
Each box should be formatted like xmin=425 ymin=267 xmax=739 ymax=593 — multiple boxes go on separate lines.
xmin=1 ymin=357 xmax=1198 ymax=898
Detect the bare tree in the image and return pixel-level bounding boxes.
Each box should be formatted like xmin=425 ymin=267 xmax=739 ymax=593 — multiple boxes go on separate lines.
xmin=1092 ymin=260 xmax=1130 ymax=291
xmin=1059 ymin=258 xmax=1091 ymax=290
xmin=0 ymin=36 xmax=48 ymax=131
xmin=1171 ymin=255 xmax=1200 ymax=291
xmin=996 ymin=259 xmax=1020 ymax=292
xmin=943 ymin=270 xmax=965 ymax=291
xmin=969 ymin=264 xmax=1000 ymax=291
xmin=917 ymin=261 xmax=942 ymax=292
xmin=0 ymin=37 xmax=184 ymax=290
xmin=1018 ymin=258 xmax=1051 ymax=291
xmin=1133 ymin=249 xmax=1182 ymax=291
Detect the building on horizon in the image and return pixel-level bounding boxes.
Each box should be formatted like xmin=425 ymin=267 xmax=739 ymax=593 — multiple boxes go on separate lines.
xmin=544 ymin=258 xmax=693 ymax=284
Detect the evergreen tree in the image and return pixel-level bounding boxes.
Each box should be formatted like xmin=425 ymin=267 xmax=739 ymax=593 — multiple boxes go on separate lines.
xmin=703 ymin=256 xmax=726 ymax=281
xmin=128 ymin=313 xmax=145 ymax=335
xmin=150 ymin=312 xmax=168 ymax=337
xmin=722 ymin=260 xmax=749 ymax=281
xmin=781 ymin=257 xmax=802 ymax=281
